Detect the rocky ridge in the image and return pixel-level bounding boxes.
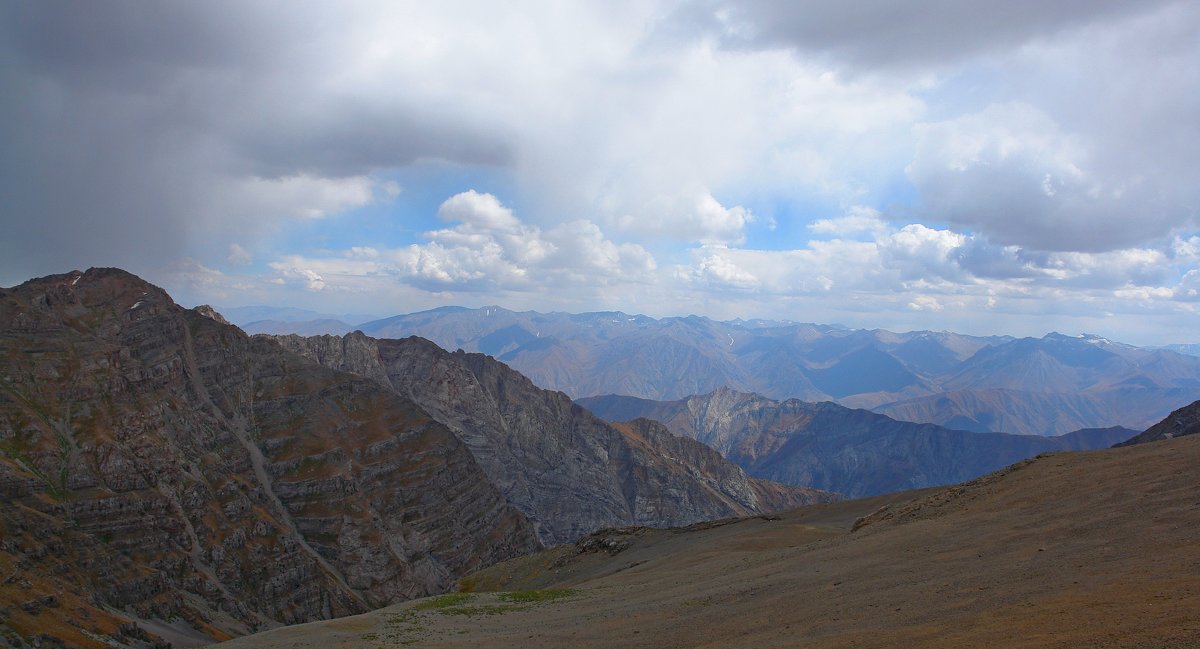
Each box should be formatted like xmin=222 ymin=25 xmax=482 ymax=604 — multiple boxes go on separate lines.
xmin=0 ymin=269 xmax=538 ymax=648
xmin=579 ymin=387 xmax=1135 ymax=497
xmin=1114 ymin=399 xmax=1200 ymax=446
xmin=272 ymin=332 xmax=835 ymax=546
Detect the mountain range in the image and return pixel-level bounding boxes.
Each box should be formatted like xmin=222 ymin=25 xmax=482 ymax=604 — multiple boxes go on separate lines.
xmin=250 ymin=305 xmax=1200 ymax=436
xmin=0 ymin=269 xmax=824 ymax=647
xmin=270 ymin=332 xmax=829 ymax=546
xmin=578 ymin=388 xmax=1133 ymax=497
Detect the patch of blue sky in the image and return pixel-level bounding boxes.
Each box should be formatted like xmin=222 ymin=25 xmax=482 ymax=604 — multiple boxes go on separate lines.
xmin=274 ymin=162 xmax=518 ymax=256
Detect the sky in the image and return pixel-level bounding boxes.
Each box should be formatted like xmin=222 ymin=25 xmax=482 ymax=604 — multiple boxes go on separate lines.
xmin=2 ymin=1 xmax=1199 ymax=345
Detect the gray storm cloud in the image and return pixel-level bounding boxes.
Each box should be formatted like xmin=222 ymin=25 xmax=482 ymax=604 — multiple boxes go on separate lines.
xmin=0 ymin=2 xmax=511 ymax=284
xmin=678 ymin=0 xmax=1178 ymax=69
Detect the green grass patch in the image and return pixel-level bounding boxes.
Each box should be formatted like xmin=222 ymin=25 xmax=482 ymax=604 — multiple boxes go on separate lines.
xmin=413 ymin=592 xmax=475 ymax=610
xmin=439 ymin=604 xmax=522 ymax=616
xmin=497 ymin=589 xmax=577 ymax=604
xmin=406 ymin=589 xmax=577 ymax=619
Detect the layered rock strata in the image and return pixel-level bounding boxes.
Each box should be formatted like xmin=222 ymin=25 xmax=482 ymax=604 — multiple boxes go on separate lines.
xmin=0 ymin=269 xmax=538 ymax=648
xmin=274 ymin=332 xmax=835 ymax=545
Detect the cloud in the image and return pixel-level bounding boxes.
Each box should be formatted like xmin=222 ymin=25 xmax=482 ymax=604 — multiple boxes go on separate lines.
xmin=543 ymin=220 xmax=657 ymax=282
xmin=1175 ymin=270 xmax=1200 ymax=301
xmin=437 ymin=190 xmax=522 ymax=233
xmin=685 ymin=247 xmax=761 ymax=290
xmin=614 ymin=192 xmax=755 ymax=245
xmin=907 ymin=295 xmax=944 ymax=312
xmin=907 ymin=102 xmax=1196 ymax=251
xmin=679 ymin=218 xmax=1195 ymax=314
xmin=261 ymin=191 xmax=657 ymax=297
xmin=676 ymin=0 xmax=1177 ymax=70
xmin=269 ymin=263 xmax=328 ymax=292
xmin=3 ymin=1 xmax=1199 ymax=345
xmin=225 ymin=174 xmax=380 ymax=220
xmin=808 ymin=206 xmax=888 ymax=237
xmin=0 ymin=1 xmax=510 ymax=282
xmin=227 ymin=243 xmax=252 ymax=266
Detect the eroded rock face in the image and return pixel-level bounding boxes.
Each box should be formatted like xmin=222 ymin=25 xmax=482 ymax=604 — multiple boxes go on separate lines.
xmin=273 ymin=333 xmax=833 ymax=546
xmin=0 ymin=269 xmax=538 ymax=648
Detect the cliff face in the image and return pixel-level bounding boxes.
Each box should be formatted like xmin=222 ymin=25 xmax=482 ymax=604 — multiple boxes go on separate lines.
xmin=0 ymin=269 xmax=538 ymax=648
xmin=273 ymin=333 xmax=833 ymax=546
xmin=610 ymin=417 xmax=836 ymax=516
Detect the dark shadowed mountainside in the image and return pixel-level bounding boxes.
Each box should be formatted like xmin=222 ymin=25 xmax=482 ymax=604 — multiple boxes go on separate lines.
xmin=0 ymin=269 xmax=539 ymax=648
xmin=578 ymin=387 xmax=1133 ymax=497
xmin=272 ymin=332 xmax=834 ymax=546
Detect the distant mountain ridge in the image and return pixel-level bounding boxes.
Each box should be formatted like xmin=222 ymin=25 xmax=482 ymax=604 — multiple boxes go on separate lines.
xmin=578 ymin=388 xmax=1135 ymax=498
xmin=1159 ymin=343 xmax=1200 ymax=357
xmin=346 ymin=305 xmax=1200 ymax=435
xmin=242 ymin=318 xmax=355 ymax=336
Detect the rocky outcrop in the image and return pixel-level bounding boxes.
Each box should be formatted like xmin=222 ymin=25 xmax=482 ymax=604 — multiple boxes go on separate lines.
xmin=273 ymin=333 xmax=834 ymax=546
xmin=611 ymin=418 xmax=836 ymax=516
xmin=0 ymin=269 xmax=538 ymax=648
xmin=579 ymin=387 xmax=1135 ymax=498
xmin=1113 ymin=399 xmax=1200 ymax=446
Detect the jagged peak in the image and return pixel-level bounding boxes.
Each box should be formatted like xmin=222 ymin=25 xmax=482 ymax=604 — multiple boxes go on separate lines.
xmin=193 ymin=304 xmax=230 ymax=325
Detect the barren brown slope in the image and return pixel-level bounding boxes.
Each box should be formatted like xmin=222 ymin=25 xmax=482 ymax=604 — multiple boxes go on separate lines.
xmin=217 ymin=434 xmax=1200 ymax=648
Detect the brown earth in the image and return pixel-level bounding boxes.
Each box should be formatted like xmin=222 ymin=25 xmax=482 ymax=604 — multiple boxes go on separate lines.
xmin=216 ymin=434 xmax=1200 ymax=648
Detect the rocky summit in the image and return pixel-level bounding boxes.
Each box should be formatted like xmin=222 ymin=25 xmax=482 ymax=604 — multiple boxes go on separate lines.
xmin=0 ymin=269 xmax=538 ymax=648
xmin=272 ymin=332 xmax=834 ymax=546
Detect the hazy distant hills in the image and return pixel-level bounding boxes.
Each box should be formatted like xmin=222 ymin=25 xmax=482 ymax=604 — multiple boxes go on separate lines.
xmin=578 ymin=388 xmax=1134 ymax=497
xmin=353 ymin=306 xmax=1002 ymax=403
xmin=242 ymin=318 xmax=356 ymax=336
xmin=343 ymin=305 xmax=1200 ymax=435
xmin=1160 ymin=343 xmax=1200 ymax=357
xmin=220 ymin=305 xmax=376 ymax=336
